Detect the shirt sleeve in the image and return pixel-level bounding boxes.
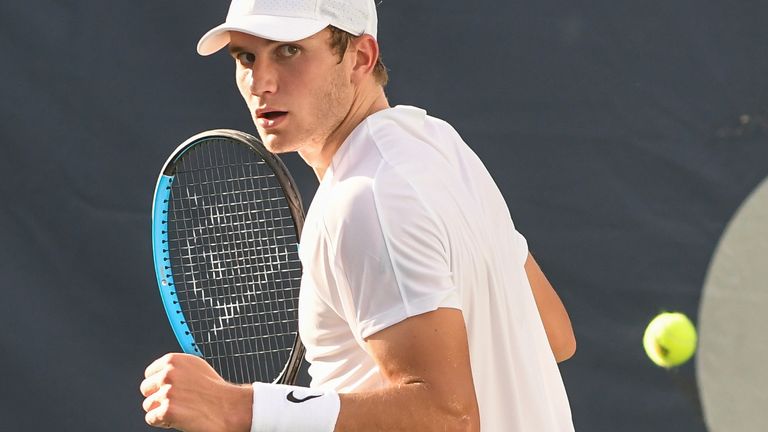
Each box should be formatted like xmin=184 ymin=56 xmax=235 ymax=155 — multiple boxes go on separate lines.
xmin=323 ymin=163 xmax=460 ymax=340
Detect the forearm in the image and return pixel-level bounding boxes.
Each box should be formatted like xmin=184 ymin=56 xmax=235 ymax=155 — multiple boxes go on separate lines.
xmin=336 ymin=381 xmax=479 ymax=432
xmin=525 ymin=254 xmax=576 ymax=362
xmin=535 ymin=284 xmax=575 ymax=362
xmin=244 ymin=309 xmax=480 ymax=432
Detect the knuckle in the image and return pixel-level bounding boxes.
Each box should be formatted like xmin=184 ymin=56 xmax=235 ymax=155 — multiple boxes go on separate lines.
xmin=159 ymin=367 xmax=174 ymax=383
xmin=152 ymin=404 xmax=172 ymax=425
xmin=162 ymin=383 xmax=174 ymax=398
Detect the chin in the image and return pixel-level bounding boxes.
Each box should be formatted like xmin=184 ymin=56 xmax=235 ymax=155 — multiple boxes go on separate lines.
xmin=260 ymin=135 xmax=293 ymax=155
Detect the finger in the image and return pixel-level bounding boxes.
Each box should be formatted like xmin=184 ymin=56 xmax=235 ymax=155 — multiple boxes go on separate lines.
xmin=140 ymin=372 xmax=165 ymax=397
xmin=144 ymin=353 xmax=175 ymax=378
xmin=145 ymin=400 xmax=173 ymax=429
xmin=142 ymin=388 xmax=163 ymax=413
xmin=140 ymin=363 xmax=176 ymax=397
xmin=142 ymin=382 xmax=172 ymax=413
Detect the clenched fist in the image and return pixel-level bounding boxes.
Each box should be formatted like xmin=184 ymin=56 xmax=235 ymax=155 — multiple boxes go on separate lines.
xmin=140 ymin=353 xmax=253 ymax=432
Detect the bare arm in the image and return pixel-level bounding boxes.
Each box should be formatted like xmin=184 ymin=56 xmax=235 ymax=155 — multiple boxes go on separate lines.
xmin=141 ymin=308 xmax=479 ymax=432
xmin=335 ymin=308 xmax=480 ymax=431
xmin=525 ymin=253 xmax=576 ymax=362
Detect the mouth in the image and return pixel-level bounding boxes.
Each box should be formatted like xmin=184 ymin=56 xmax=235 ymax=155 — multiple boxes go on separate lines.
xmin=255 ymin=109 xmax=288 ymax=128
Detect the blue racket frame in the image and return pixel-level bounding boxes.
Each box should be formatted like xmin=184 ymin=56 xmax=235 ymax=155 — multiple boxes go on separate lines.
xmin=151 ymin=173 xmax=200 ymax=356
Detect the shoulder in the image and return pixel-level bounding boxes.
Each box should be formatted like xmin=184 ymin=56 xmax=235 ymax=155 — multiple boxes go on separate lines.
xmin=315 ymin=166 xmax=445 ymax=267
xmin=325 ymin=108 xmax=445 ymax=220
xmin=322 ymin=159 xmax=424 ymax=231
xmin=317 ymin=106 xmax=470 ymax=239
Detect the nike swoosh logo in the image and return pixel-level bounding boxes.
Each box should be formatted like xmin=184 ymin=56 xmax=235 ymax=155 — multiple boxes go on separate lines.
xmin=286 ymin=391 xmax=323 ymax=403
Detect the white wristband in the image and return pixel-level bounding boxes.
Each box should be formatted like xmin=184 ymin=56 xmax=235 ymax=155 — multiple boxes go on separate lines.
xmin=251 ymin=382 xmax=340 ymax=432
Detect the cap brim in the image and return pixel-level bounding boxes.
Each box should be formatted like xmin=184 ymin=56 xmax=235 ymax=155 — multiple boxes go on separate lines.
xmin=197 ymin=15 xmax=329 ymax=56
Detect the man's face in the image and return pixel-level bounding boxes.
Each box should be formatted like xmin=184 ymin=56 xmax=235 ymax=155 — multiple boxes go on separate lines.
xmin=228 ymin=29 xmax=354 ymax=154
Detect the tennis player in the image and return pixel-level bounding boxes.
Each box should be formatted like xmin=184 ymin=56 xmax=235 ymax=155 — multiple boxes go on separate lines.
xmin=141 ymin=0 xmax=576 ymax=430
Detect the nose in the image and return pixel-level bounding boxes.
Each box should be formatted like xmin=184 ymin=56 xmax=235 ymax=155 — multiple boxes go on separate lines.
xmin=247 ymin=58 xmax=278 ymax=97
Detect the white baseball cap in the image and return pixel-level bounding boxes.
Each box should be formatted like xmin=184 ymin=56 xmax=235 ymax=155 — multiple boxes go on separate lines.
xmin=197 ymin=0 xmax=378 ymax=56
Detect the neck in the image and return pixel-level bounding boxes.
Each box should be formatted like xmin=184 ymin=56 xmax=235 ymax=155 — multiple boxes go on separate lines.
xmin=299 ymin=86 xmax=389 ymax=181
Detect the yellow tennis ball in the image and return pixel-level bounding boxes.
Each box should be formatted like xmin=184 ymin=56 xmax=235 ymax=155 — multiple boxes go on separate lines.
xmin=643 ymin=312 xmax=697 ymax=368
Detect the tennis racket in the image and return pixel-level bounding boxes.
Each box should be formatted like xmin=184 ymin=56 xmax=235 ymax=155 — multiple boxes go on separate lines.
xmin=151 ymin=129 xmax=305 ymax=385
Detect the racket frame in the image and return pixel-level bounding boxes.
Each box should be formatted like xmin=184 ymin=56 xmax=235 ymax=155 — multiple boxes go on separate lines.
xmin=151 ymin=129 xmax=306 ymax=385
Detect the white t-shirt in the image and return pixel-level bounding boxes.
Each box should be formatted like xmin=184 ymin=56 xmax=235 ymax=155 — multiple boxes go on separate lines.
xmin=298 ymin=106 xmax=574 ymax=431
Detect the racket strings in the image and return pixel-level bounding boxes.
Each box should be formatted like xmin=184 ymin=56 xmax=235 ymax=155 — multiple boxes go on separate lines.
xmin=223 ymin=140 xmax=297 ymax=384
xmin=166 ymin=138 xmax=301 ymax=384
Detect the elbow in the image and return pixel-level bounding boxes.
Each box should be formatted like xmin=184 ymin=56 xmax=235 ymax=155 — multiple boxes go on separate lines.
xmin=424 ymin=388 xmax=479 ymax=432
xmin=553 ymin=332 xmax=576 ymax=363
xmin=442 ymin=406 xmax=480 ymax=432
xmin=441 ymin=396 xmax=480 ymax=432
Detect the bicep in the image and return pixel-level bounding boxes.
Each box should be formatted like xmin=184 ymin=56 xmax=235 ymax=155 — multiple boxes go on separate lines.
xmin=333 ymin=309 xmax=480 ymax=431
xmin=364 ymin=308 xmax=474 ymax=386
xmin=364 ymin=309 xmax=479 ymax=419
xmin=525 ymin=253 xmax=576 ymax=362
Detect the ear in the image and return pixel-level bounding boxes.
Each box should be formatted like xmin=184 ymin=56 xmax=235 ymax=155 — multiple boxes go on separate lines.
xmin=350 ymin=34 xmax=380 ymax=84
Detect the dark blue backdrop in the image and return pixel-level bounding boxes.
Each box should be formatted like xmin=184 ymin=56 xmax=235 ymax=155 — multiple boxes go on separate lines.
xmin=1 ymin=1 xmax=766 ymax=430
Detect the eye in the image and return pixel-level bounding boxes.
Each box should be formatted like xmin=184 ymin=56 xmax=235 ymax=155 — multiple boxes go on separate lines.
xmin=276 ymin=45 xmax=300 ymax=58
xmin=236 ymin=52 xmax=255 ymax=66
